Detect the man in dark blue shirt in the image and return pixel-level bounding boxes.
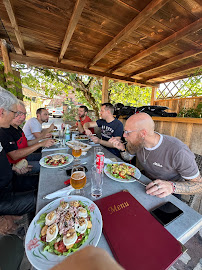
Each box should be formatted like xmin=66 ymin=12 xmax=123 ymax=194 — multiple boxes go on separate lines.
xmin=83 ymin=103 xmax=123 ymax=157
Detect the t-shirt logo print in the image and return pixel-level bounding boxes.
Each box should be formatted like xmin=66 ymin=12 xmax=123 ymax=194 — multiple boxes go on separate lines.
xmin=153 ymin=162 xmax=163 ymax=167
xmin=102 ymin=125 xmax=114 ymax=139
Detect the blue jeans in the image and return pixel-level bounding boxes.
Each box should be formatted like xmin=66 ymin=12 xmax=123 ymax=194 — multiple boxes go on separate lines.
xmin=26 ymin=153 xmax=41 ymax=174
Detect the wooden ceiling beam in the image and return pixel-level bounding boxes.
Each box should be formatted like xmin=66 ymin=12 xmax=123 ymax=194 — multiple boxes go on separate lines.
xmin=58 ymin=0 xmax=87 ymax=62
xmin=9 ymin=53 xmax=157 ymax=87
xmin=3 ymin=0 xmax=26 ymax=55
xmin=85 ymin=0 xmax=171 ymax=69
xmin=156 ymin=72 xmax=202 ymax=84
xmin=146 ymin=60 xmax=202 ymax=82
xmin=130 ymin=49 xmax=202 ymax=77
xmin=109 ymin=18 xmax=202 ymax=73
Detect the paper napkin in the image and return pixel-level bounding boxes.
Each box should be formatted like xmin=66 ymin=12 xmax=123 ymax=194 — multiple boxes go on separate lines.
xmin=43 ymin=186 xmax=74 ymax=199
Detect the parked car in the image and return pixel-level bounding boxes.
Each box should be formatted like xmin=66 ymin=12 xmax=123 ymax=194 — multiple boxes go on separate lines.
xmin=52 ymin=107 xmax=64 ymax=118
xmin=46 ymin=106 xmax=54 ymax=116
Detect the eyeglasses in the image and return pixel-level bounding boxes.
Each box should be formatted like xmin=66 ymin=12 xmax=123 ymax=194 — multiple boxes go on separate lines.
xmin=15 ymin=111 xmax=27 ymax=117
xmin=123 ymin=129 xmax=139 ymax=136
xmin=8 ymin=109 xmax=18 ymax=116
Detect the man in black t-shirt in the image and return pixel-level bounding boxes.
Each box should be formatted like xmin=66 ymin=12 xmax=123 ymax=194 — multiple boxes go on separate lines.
xmin=0 ymin=87 xmax=38 ymax=216
xmin=83 ymin=103 xmax=123 ymax=157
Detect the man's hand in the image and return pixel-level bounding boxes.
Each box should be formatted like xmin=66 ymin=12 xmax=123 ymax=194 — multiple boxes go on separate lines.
xmin=90 ymin=135 xmax=100 ymax=144
xmin=109 ymin=137 xmax=125 ymax=151
xmin=85 ymin=129 xmax=92 ymax=136
xmin=75 ymin=115 xmax=80 ymax=121
xmin=48 ymin=123 xmax=56 ymax=132
xmin=41 ymin=139 xmax=55 ymax=148
xmin=12 ymin=164 xmax=33 ymax=174
xmin=146 ymin=180 xmax=173 ymax=198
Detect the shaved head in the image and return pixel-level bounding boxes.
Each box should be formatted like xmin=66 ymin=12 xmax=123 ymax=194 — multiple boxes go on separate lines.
xmin=124 ymin=113 xmax=155 ymax=154
xmin=126 ymin=113 xmax=155 ymax=135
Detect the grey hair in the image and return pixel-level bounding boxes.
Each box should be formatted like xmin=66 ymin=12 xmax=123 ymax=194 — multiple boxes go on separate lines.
xmin=18 ymin=99 xmax=25 ymax=107
xmin=0 ymin=86 xmax=18 ymax=111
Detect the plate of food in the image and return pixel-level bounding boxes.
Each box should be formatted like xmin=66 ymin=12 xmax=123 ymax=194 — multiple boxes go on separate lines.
xmin=66 ymin=141 xmax=92 ymax=152
xmin=104 ymin=162 xmax=141 ymax=183
xmin=39 ymin=153 xmax=73 ymax=168
xmin=75 ymin=135 xmax=89 ymax=143
xmin=25 ymin=196 xmax=103 ymax=270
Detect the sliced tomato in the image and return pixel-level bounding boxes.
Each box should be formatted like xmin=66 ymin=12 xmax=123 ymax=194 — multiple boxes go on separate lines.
xmin=119 ymin=172 xmax=126 ymax=179
xmin=75 ymin=234 xmax=83 ymax=243
xmin=57 ymin=241 xmax=67 ymax=253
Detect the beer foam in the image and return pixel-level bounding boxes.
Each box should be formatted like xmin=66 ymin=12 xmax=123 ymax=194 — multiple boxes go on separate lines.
xmin=72 ymin=171 xmax=85 ymax=180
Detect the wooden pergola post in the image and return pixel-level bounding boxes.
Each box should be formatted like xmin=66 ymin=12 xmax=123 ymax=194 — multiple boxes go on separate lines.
xmin=102 ymin=76 xmax=109 ymax=103
xmin=1 ymin=39 xmax=12 ymax=75
xmin=150 ymin=86 xmax=157 ymax=105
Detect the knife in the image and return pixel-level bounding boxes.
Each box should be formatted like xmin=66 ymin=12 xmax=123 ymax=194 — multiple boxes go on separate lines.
xmin=127 ymin=174 xmax=147 ymax=187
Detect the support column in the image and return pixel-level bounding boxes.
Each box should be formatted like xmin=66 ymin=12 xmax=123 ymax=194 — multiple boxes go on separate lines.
xmin=1 ymin=39 xmax=12 ymax=74
xmin=150 ymin=86 xmax=157 ymax=105
xmin=102 ymin=76 xmax=109 ymax=103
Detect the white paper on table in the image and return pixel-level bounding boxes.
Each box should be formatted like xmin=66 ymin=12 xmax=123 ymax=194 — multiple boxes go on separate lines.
xmin=81 ymin=151 xmax=87 ymax=156
xmin=42 ymin=147 xmax=67 ymax=152
xmin=104 ymin=157 xmax=117 ymax=164
xmin=44 ymin=186 xmax=74 ymax=199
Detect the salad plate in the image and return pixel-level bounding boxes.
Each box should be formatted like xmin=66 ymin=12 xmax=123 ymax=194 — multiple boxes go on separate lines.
xmin=104 ymin=162 xmax=141 ymax=183
xmin=25 ymin=195 xmax=103 ymax=270
xmin=39 ymin=153 xmax=73 ymax=168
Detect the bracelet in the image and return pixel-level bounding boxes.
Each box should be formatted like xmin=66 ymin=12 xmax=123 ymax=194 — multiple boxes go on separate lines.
xmin=119 ymin=149 xmax=126 ymax=152
xmin=77 ymin=120 xmax=81 ymax=122
xmin=170 ymin=182 xmax=176 ymax=193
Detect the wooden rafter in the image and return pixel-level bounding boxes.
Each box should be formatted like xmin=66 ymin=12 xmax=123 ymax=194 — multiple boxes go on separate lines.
xmin=85 ymin=0 xmax=171 ymax=69
xmin=9 ymin=53 xmax=157 ymax=87
xmin=146 ymin=60 xmax=202 ymax=82
xmin=109 ymin=18 xmax=202 ymax=73
xmin=58 ymin=0 xmax=87 ymax=62
xmin=157 ymin=73 xmax=202 ymax=84
xmin=3 ymin=0 xmax=26 ymax=55
xmin=130 ymin=49 xmax=202 ymax=77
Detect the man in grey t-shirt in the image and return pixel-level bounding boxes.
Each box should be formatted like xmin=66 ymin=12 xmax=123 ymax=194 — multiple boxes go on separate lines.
xmin=23 ymin=108 xmax=55 ymax=140
xmin=110 ymin=113 xmax=201 ymax=198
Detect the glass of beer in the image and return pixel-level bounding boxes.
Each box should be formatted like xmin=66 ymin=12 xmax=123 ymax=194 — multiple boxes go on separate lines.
xmin=72 ymin=141 xmax=82 ymax=161
xmin=70 ymin=166 xmax=86 ymax=195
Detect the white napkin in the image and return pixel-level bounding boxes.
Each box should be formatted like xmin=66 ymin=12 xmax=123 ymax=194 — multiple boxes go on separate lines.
xmin=81 ymin=151 xmax=87 ymax=156
xmin=104 ymin=157 xmax=117 ymax=164
xmin=43 ymin=186 xmax=74 ymax=199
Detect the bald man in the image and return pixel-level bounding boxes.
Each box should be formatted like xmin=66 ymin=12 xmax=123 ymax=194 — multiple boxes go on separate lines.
xmin=110 ymin=113 xmax=202 ymax=198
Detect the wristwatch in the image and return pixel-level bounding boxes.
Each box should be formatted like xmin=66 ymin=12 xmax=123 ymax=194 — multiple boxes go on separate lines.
xmin=119 ymin=149 xmax=126 ymax=152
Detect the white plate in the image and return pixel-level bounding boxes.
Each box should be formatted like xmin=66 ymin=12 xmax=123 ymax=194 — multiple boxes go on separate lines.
xmin=39 ymin=153 xmax=74 ymax=168
xmin=104 ymin=162 xmax=141 ymax=183
xmin=66 ymin=141 xmax=92 ymax=152
xmin=25 ymin=195 xmax=103 ymax=270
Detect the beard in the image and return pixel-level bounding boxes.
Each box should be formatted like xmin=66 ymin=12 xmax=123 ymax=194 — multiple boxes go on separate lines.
xmin=79 ymin=113 xmax=85 ymax=119
xmin=126 ymin=140 xmax=144 ymax=154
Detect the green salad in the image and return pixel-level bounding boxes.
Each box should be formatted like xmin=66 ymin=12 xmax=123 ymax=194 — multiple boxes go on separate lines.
xmin=107 ymin=163 xmax=135 ymax=180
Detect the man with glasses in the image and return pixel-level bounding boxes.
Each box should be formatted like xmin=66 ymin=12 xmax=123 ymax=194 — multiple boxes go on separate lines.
xmin=0 ymin=100 xmax=54 ymax=173
xmin=83 ymin=103 xmax=123 ymax=157
xmin=110 ymin=112 xmax=201 ymax=198
xmin=0 ymin=87 xmax=39 ymax=216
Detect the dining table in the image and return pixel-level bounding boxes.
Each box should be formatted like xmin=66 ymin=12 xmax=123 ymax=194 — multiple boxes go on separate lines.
xmin=34 ymin=142 xmax=202 ymax=266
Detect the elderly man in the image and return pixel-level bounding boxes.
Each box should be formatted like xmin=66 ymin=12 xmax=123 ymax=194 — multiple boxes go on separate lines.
xmin=83 ymin=103 xmax=123 ymax=157
xmin=0 ymin=100 xmax=54 ymax=173
xmin=71 ymin=105 xmax=94 ymax=134
xmin=23 ymin=107 xmax=55 ymax=140
xmin=0 ymin=87 xmax=38 ymax=215
xmin=110 ymin=112 xmax=202 ymax=198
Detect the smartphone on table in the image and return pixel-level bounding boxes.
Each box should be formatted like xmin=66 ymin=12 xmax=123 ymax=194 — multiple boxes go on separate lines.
xmin=150 ymin=202 xmax=183 ymax=227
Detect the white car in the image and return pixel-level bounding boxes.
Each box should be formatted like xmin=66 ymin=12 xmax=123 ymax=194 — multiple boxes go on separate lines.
xmin=46 ymin=107 xmax=54 ymax=116
xmin=52 ymin=107 xmax=63 ymax=118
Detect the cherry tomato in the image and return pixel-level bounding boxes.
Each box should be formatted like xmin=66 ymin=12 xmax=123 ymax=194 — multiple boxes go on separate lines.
xmin=119 ymin=172 xmax=125 ymax=179
xmin=57 ymin=241 xmax=67 ymax=253
xmin=41 ymin=235 xmax=46 ymax=242
xmin=75 ymin=234 xmax=83 ymax=243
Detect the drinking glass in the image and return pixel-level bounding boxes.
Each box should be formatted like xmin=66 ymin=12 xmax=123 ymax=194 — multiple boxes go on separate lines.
xmin=72 ymin=141 xmax=82 ymax=161
xmin=70 ymin=165 xmax=86 ymax=195
xmin=91 ymin=166 xmax=103 ymax=199
xmin=59 ymin=130 xmax=65 ymax=147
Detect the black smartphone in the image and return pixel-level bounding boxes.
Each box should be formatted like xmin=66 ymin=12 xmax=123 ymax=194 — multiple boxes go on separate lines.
xmin=65 ymin=166 xmax=88 ymax=176
xmin=150 ymin=202 xmax=183 ymax=227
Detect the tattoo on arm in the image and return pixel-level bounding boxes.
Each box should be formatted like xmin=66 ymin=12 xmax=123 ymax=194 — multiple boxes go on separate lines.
xmin=174 ymin=174 xmax=202 ymax=195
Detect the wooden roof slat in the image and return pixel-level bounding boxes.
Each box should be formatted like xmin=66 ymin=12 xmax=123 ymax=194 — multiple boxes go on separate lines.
xmin=109 ymin=18 xmax=202 ymax=73
xmin=85 ymin=0 xmax=171 ymax=69
xmin=146 ymin=60 xmax=202 ymax=82
xmin=3 ymin=0 xmax=26 ymax=55
xmin=9 ymin=53 xmax=157 ymax=87
xmin=58 ymin=0 xmax=87 ymax=62
xmin=130 ymin=48 xmax=202 ymax=77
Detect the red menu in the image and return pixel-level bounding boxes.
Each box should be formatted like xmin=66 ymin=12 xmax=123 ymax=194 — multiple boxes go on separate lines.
xmin=95 ymin=190 xmax=182 ymax=270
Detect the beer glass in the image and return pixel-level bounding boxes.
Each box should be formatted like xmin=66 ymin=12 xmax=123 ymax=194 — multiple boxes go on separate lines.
xmin=72 ymin=141 xmax=82 ymax=161
xmin=70 ymin=166 xmax=86 ymax=195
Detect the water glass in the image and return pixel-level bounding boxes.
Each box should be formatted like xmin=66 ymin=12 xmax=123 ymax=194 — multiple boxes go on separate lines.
xmin=94 ymin=146 xmax=102 ymax=165
xmin=91 ymin=166 xmax=103 ymax=199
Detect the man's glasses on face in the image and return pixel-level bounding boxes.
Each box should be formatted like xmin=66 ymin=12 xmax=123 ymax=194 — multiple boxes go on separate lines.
xmin=8 ymin=109 xmax=18 ymax=116
xmin=15 ymin=111 xmax=27 ymax=117
xmin=123 ymin=129 xmax=139 ymax=136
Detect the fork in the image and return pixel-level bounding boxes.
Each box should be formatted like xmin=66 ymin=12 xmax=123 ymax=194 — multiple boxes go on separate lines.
xmin=127 ymin=174 xmax=147 ymax=187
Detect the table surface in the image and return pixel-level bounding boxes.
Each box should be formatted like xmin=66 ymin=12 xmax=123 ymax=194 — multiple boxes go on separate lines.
xmin=37 ymin=144 xmax=202 ymax=259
